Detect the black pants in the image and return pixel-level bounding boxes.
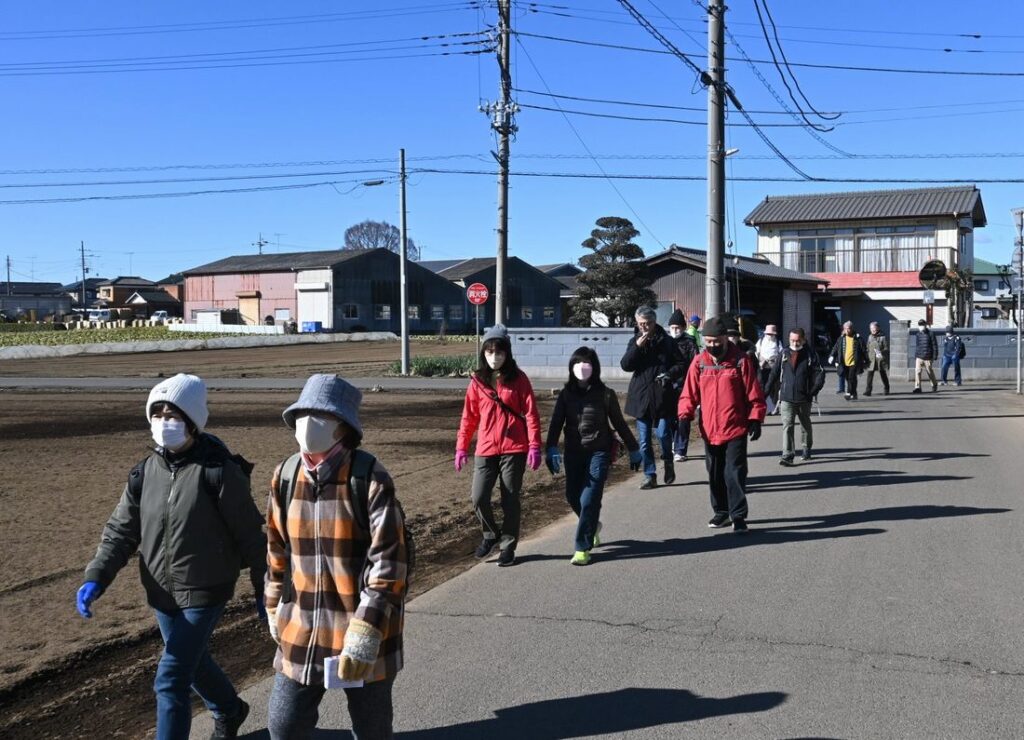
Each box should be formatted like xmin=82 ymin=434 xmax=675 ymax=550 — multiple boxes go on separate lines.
xmin=705 ymin=435 xmax=749 ymax=522
xmin=841 ymin=365 xmax=859 ymax=397
xmin=865 ymin=365 xmax=889 ymax=394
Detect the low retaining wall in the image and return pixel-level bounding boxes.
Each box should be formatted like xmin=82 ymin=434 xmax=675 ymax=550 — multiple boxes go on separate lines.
xmin=168 ymin=323 xmax=284 ymax=335
xmin=510 ymin=327 xmax=634 ymax=379
xmin=0 ymin=332 xmax=397 ymax=360
xmin=889 ymin=322 xmax=1020 ymax=381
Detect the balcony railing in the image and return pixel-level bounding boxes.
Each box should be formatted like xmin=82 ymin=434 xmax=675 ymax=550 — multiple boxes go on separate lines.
xmin=756 ymin=246 xmax=958 ymax=274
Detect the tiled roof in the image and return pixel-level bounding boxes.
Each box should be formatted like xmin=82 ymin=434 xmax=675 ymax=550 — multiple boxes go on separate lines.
xmin=744 ymin=186 xmax=986 ymax=228
xmin=128 ymin=290 xmax=180 ymax=304
xmin=418 ymin=259 xmax=470 ymax=275
xmin=648 ymin=246 xmax=827 ymax=286
xmin=62 ymin=278 xmax=107 ymax=291
xmin=536 ymin=263 xmax=583 ymax=277
xmin=0 ymin=281 xmax=65 ymax=295
xmin=99 ymin=276 xmax=156 ymax=286
xmin=153 ymin=273 xmax=184 ymax=285
xmin=814 ymin=272 xmax=922 ymax=290
xmin=184 ymin=249 xmax=370 ymax=275
xmin=973 ymin=258 xmax=1002 ymax=276
xmin=437 ymin=257 xmax=497 ymax=281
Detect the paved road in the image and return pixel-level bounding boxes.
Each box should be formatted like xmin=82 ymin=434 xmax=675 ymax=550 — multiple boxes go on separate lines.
xmin=183 ymin=383 xmax=1023 ymax=739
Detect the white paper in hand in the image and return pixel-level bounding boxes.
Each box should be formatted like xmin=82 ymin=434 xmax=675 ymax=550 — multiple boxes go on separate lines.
xmin=323 ymin=656 xmax=365 ymax=690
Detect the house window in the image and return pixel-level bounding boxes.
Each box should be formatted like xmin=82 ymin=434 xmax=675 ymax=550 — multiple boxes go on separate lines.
xmin=408 ymin=305 xmax=420 ymax=320
xmin=974 ymin=280 xmax=990 ymax=292
xmin=450 ymin=305 xmax=464 ymax=321
xmin=375 ymin=304 xmax=391 ymax=320
xmin=275 ymin=308 xmax=291 ymax=321
xmin=856 ymin=224 xmax=936 ymax=271
xmin=430 ymin=305 xmax=444 ymax=321
xmin=543 ymin=306 xmax=555 ymax=320
xmin=521 ymin=306 xmax=533 ymax=320
xmin=343 ymin=304 xmax=359 ymax=319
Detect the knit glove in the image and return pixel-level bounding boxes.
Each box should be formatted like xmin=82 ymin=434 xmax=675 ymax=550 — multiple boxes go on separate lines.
xmin=454 ymin=449 xmax=469 ymax=473
xmin=267 ymin=606 xmax=279 ymax=644
xmin=339 ymin=618 xmax=382 ymax=681
xmin=628 ymin=449 xmax=643 ymax=471
xmin=545 ymin=447 xmax=561 ymax=475
xmin=748 ymin=421 xmax=762 ymax=441
xmin=527 ymin=446 xmax=542 ymax=471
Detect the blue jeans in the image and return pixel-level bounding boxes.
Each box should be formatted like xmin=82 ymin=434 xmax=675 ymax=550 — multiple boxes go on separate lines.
xmin=941 ymin=356 xmax=962 ymax=385
xmin=268 ymin=672 xmax=395 ymax=740
xmin=673 ymin=417 xmax=692 ymax=456
xmin=564 ymin=450 xmax=610 ymax=552
xmin=153 ymin=604 xmax=239 ymax=740
xmin=635 ymin=415 xmax=672 ymax=476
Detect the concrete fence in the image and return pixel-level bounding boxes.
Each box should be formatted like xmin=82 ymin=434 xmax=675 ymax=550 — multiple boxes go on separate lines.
xmin=889 ymin=321 xmax=1021 ymax=381
xmin=510 ymin=327 xmax=634 ymax=379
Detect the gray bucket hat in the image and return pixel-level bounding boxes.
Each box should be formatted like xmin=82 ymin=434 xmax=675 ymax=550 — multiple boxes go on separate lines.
xmin=282 ymin=374 xmax=363 ymax=437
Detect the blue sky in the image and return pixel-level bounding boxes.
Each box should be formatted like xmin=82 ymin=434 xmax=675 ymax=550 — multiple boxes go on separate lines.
xmin=2 ymin=0 xmax=1023 ymax=285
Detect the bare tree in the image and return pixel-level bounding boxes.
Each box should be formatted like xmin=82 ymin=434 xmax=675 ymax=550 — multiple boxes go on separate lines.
xmin=343 ymin=220 xmax=419 ymax=261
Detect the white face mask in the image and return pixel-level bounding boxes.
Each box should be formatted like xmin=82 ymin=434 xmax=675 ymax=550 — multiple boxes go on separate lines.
xmin=669 ymin=327 xmax=683 ymax=339
xmin=151 ymin=418 xmax=189 ymax=451
xmin=485 ymin=351 xmax=506 ymax=370
xmin=573 ymin=362 xmax=593 ymax=382
xmin=790 ymin=342 xmax=802 ymax=351
xmin=295 ymin=415 xmax=339 ymax=455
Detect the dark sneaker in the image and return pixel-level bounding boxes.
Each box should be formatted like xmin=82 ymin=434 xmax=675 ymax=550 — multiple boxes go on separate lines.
xmin=844 ymin=393 xmax=853 ymax=401
xmin=779 ymin=457 xmax=795 ymax=467
xmin=663 ymin=460 xmax=676 ymax=485
xmin=884 ymin=388 xmax=890 ymax=395
xmin=474 ymin=538 xmax=499 ymax=559
xmin=639 ymin=475 xmax=657 ymax=490
xmin=932 ymin=384 xmax=939 ymax=392
xmin=732 ymin=519 xmax=748 ymax=534
xmin=801 ymin=450 xmax=812 ymax=461
xmin=497 ymin=547 xmax=516 ymax=567
xmin=911 ymin=387 xmax=922 ymax=394
xmin=708 ymin=513 xmax=731 ymax=528
xmin=211 ymin=699 xmax=249 ymax=739
xmin=863 ymin=391 xmax=872 ymax=397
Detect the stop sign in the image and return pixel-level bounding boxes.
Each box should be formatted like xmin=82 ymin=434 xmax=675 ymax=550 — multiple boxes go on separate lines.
xmin=467 ymin=282 xmax=489 ymax=305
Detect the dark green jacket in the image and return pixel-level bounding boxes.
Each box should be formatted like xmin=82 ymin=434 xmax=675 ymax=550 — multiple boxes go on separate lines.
xmin=84 ymin=435 xmax=267 ymax=611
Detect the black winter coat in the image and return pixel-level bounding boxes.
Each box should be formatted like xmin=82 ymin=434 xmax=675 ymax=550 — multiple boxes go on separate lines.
xmin=914 ymin=328 xmax=939 ymax=360
xmin=769 ymin=346 xmax=824 ymax=404
xmin=546 ymin=382 xmax=639 ymax=454
xmin=830 ymin=333 xmax=868 ymax=373
xmin=620 ymin=325 xmax=685 ymax=420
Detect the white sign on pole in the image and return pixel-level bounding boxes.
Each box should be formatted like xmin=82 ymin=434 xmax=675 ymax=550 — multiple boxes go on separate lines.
xmin=922 ymin=290 xmax=935 ymax=305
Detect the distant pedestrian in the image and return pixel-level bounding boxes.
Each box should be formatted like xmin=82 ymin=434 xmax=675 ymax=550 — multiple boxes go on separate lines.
xmin=769 ymin=329 xmax=825 ymax=466
xmin=687 ymin=313 xmax=704 ymax=349
xmin=913 ymin=318 xmax=939 ymax=393
xmin=77 ymin=374 xmax=266 ymax=740
xmin=620 ymin=306 xmax=686 ymax=489
xmin=266 ymin=374 xmax=409 ymax=740
xmin=829 ymin=321 xmax=867 ymax=400
xmin=941 ymin=326 xmax=965 ymax=386
xmin=545 ymin=346 xmax=642 ymax=566
xmin=455 ymin=324 xmax=543 ymax=567
xmin=755 ymin=324 xmax=783 ymax=414
xmin=864 ymin=321 xmax=891 ymax=396
xmin=726 ymin=318 xmax=757 ymax=363
xmin=678 ymin=315 xmax=766 ymax=534
xmin=667 ymin=309 xmax=699 ymax=462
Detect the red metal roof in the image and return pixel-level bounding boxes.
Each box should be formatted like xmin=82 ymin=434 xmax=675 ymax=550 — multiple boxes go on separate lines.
xmin=813 ymin=272 xmax=922 ymax=290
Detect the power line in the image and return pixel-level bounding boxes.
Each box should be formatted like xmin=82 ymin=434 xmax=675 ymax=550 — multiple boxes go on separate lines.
xmin=0 ymin=169 xmax=396 ymax=190
xmin=519 ymin=101 xmax=807 ymax=126
xmin=515 ymin=86 xmax=841 ymax=114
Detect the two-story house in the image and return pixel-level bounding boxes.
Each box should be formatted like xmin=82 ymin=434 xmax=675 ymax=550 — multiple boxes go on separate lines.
xmin=972 ymin=257 xmax=1015 ymax=327
xmin=745 ymin=186 xmax=986 ymax=331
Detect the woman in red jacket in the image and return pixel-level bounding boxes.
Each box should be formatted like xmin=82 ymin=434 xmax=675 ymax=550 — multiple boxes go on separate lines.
xmin=455 ymin=324 xmax=543 ymax=567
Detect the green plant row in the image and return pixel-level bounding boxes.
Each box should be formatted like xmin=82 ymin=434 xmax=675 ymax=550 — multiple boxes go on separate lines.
xmin=387 ymin=355 xmax=477 ymax=377
xmin=0 ymin=323 xmax=62 ymax=333
xmin=409 ymin=334 xmax=479 ymax=343
xmin=0 ymin=327 xmax=220 ymax=348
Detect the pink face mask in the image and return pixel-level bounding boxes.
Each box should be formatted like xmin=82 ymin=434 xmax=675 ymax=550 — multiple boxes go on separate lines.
xmin=573 ymin=362 xmax=593 ymax=382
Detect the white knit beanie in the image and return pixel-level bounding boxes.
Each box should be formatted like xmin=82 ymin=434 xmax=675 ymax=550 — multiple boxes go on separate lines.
xmin=146 ymin=373 xmax=209 ymax=432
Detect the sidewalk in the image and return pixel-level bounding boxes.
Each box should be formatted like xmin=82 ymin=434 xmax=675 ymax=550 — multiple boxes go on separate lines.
xmin=191 ymin=384 xmax=1024 ymax=738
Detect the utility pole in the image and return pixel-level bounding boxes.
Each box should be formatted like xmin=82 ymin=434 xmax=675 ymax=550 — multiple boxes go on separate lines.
xmin=253 ymin=233 xmax=268 ymax=255
xmin=80 ymin=241 xmax=88 ymax=309
xmin=5 ymin=255 xmax=11 ymax=295
xmin=482 ymin=0 xmax=517 ymax=327
xmin=1013 ymin=208 xmax=1024 ymax=394
xmin=705 ymin=0 xmax=727 ymax=321
xmin=399 ymin=148 xmax=410 ymax=376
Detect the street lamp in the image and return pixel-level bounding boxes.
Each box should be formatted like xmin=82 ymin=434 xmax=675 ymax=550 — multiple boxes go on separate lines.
xmin=1012 ymin=208 xmax=1024 ymax=394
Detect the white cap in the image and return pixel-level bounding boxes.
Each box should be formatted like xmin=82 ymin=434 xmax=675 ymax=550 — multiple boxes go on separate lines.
xmin=146 ymin=373 xmax=209 ymax=431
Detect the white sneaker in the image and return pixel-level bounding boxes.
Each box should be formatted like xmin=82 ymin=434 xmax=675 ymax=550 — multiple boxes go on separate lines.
xmin=673 ymin=453 xmax=685 ymax=462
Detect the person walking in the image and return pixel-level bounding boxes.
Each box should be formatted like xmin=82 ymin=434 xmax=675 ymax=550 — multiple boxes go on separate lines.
xmin=667 ymin=309 xmax=699 ymax=462
xmin=265 ymin=374 xmax=410 ymax=740
xmin=545 ymin=346 xmax=643 ymax=566
xmin=864 ymin=321 xmax=890 ymax=396
xmin=941 ymin=326 xmax=965 ymax=386
xmin=77 ymin=374 xmax=266 ymax=740
xmin=769 ymin=329 xmax=825 ymax=466
xmin=829 ymin=321 xmax=867 ymax=400
xmin=755 ymin=324 xmax=783 ymax=414
xmin=686 ymin=313 xmax=704 ymax=349
xmin=913 ymin=318 xmax=940 ymax=393
xmin=620 ymin=306 xmax=686 ymax=489
xmin=455 ymin=324 xmax=543 ymax=567
xmin=678 ymin=315 xmax=766 ymax=534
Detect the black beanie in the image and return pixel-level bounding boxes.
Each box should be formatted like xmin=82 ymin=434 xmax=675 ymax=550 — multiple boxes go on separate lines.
xmin=702 ymin=315 xmax=730 ymax=337
xmin=668 ymin=309 xmax=686 ymax=327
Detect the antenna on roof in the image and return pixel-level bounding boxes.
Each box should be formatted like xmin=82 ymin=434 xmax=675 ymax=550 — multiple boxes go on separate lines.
xmin=252 ymin=233 xmax=268 ymax=255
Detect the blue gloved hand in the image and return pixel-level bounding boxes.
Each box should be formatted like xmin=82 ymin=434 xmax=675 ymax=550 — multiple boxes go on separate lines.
xmin=628 ymin=449 xmax=643 ymax=472
xmin=255 ymin=593 xmax=267 ymax=623
xmin=76 ymin=581 xmax=103 ymax=619
xmin=545 ymin=446 xmax=561 ymax=475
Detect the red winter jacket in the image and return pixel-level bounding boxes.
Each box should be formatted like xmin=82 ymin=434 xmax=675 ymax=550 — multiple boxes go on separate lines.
xmin=457 ymin=371 xmax=543 ymax=457
xmin=677 ymin=344 xmax=766 ymax=445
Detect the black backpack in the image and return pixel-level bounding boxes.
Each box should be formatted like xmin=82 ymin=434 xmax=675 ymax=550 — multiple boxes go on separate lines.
xmin=128 ymin=433 xmax=254 ymax=503
xmin=274 ymin=449 xmax=415 ymax=598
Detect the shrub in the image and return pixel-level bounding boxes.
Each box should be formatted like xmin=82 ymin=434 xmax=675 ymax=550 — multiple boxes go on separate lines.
xmin=387 ymin=355 xmax=476 ymax=377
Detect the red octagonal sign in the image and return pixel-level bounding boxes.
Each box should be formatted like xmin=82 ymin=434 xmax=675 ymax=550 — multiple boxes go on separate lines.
xmin=467 ymin=282 xmax=490 ymax=305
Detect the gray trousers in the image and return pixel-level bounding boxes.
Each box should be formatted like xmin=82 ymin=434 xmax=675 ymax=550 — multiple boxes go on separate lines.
xmin=268 ymin=672 xmax=394 ymax=740
xmin=780 ymin=401 xmax=813 ymax=460
xmin=471 ymin=453 xmax=526 ymax=551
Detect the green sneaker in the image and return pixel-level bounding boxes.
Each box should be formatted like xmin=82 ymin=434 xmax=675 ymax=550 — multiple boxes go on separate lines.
xmin=592 ymin=521 xmax=603 ymax=548
xmin=571 ymin=550 xmax=592 ymax=566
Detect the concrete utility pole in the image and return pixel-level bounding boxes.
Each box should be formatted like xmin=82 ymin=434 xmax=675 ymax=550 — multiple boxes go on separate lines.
xmin=80 ymin=241 xmax=88 ymax=309
xmin=705 ymin=0 xmax=727 ymax=321
xmin=399 ymin=148 xmax=410 ymax=376
xmin=5 ymin=255 xmax=11 ymax=294
xmin=1013 ymin=208 xmax=1024 ymax=394
xmin=482 ymin=0 xmax=517 ymax=327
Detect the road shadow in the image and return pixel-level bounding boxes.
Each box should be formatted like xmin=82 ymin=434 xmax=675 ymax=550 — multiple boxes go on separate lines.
xmin=756 ymin=504 xmax=1010 ymax=531
xmin=747 ymin=469 xmax=971 ymax=492
xmin=751 ymin=448 xmax=990 ymax=463
xmin=234 ymin=687 xmax=785 ymax=739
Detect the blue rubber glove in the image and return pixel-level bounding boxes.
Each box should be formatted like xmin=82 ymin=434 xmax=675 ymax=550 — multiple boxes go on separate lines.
xmin=76 ymin=581 xmax=103 ymax=619
xmin=255 ymin=593 xmax=267 ymax=623
xmin=628 ymin=450 xmax=643 ymax=472
xmin=545 ymin=446 xmax=561 ymax=475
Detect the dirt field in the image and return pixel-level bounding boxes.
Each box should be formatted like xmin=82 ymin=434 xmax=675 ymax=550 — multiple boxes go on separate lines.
xmin=0 ymin=385 xmax=637 ymax=739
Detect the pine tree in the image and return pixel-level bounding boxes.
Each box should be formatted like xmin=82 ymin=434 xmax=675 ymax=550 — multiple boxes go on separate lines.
xmin=570 ymin=217 xmax=657 ymax=327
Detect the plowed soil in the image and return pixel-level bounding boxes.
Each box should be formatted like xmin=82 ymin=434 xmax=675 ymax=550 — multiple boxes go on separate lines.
xmin=0 ymin=385 xmax=636 ymax=739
